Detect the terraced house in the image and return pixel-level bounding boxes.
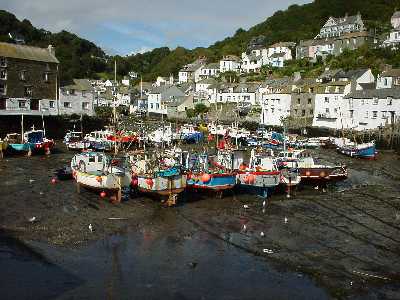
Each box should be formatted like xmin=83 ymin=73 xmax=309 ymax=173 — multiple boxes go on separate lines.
xmin=0 ymin=42 xmax=59 ymax=115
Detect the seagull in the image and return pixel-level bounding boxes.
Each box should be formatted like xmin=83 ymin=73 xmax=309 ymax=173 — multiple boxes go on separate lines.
xmin=243 ymin=204 xmax=249 ymax=209
xmin=262 ymin=200 xmax=266 ymax=207
xmin=260 ymin=231 xmax=265 ymax=237
xmin=88 ymin=224 xmax=93 ymax=232
xmin=29 ymin=179 xmax=35 ymax=184
xmin=322 ymin=188 xmax=326 ymax=193
xmin=314 ymin=186 xmax=319 ymax=190
xmin=28 ymin=216 xmax=36 ymax=222
xmin=242 ymin=224 xmax=247 ymax=232
xmin=284 ymin=217 xmax=288 ymax=224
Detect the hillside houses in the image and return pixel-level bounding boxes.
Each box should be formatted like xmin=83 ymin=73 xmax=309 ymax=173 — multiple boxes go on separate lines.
xmin=178 ymin=57 xmax=207 ymax=83
xmin=315 ymin=13 xmax=365 ymax=39
xmin=383 ymin=11 xmax=400 ymax=48
xmin=219 ymin=55 xmax=241 ymax=73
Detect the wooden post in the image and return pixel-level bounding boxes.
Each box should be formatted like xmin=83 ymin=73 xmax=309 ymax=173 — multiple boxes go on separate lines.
xmin=76 ymin=182 xmax=81 ymax=194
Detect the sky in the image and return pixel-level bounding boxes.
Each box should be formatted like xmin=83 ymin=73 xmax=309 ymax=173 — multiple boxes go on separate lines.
xmin=2 ymin=0 xmax=311 ymax=55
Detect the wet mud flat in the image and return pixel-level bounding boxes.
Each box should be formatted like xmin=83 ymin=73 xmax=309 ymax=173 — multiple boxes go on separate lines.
xmin=0 ymin=146 xmax=400 ymax=299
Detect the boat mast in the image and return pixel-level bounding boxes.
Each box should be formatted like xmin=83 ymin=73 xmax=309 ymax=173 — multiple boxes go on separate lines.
xmin=283 ymin=120 xmax=287 ymax=152
xmin=114 ymin=60 xmax=117 ymax=155
xmin=41 ymin=112 xmax=46 ymax=137
xmin=21 ymin=114 xmax=24 ymax=143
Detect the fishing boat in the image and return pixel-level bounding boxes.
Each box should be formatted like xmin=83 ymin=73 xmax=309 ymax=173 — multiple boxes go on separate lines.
xmin=277 ymin=149 xmax=347 ymax=183
xmin=185 ymin=152 xmax=236 ymax=196
xmin=147 ymin=125 xmax=173 ymax=145
xmin=335 ymin=138 xmax=377 ymax=159
xmin=235 ymin=148 xmax=281 ymax=198
xmin=131 ymin=153 xmax=187 ymax=206
xmin=6 ymin=127 xmax=54 ymax=154
xmin=173 ymin=124 xmax=203 ymax=143
xmin=71 ymin=152 xmax=132 ymax=201
xmin=64 ymin=131 xmax=91 ymax=151
xmin=84 ymin=129 xmax=115 ymax=151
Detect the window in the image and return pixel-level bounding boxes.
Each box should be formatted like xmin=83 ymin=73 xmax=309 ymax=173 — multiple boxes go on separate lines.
xmin=150 ymin=103 xmax=153 ymax=109
xmin=309 ymin=109 xmax=313 ymax=115
xmin=89 ymin=156 xmax=95 ymax=163
xmin=24 ymin=86 xmax=32 ymax=97
xmin=63 ymin=102 xmax=71 ymax=108
xmin=18 ymin=100 xmax=27 ymax=108
xmin=0 ymin=69 xmax=6 ymax=80
xmin=349 ymin=110 xmax=354 ymax=118
xmin=373 ymin=98 xmax=378 ymax=105
xmin=325 ymin=108 xmax=330 ymax=113
xmin=0 ymin=83 xmax=6 ymax=95
xmin=0 ymin=57 xmax=6 ymax=67
xmin=301 ymin=109 xmax=306 ymax=116
xmin=156 ymin=103 xmax=159 ymax=109
xmin=297 ymin=98 xmax=300 ymax=104
xmin=324 ymin=97 xmax=329 ymax=103
xmin=365 ymin=111 xmax=368 ymax=118
xmin=82 ymin=102 xmax=89 ymax=110
xmin=307 ymin=98 xmax=312 ymax=104
xmin=294 ymin=109 xmax=298 ymax=114
xmin=334 ymin=108 xmax=338 ymax=113
xmin=382 ymin=111 xmax=387 ymax=119
xmin=372 ymin=111 xmax=377 ymax=119
xmin=20 ymin=70 xmax=26 ymax=81
xmin=49 ymin=101 xmax=55 ymax=108
xmin=384 ymin=78 xmax=388 ymax=86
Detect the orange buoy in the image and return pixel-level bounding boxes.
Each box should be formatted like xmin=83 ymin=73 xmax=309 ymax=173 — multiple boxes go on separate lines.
xmin=100 ymin=191 xmax=106 ymax=198
xmin=247 ymin=174 xmax=256 ymax=184
xmin=201 ymin=173 xmax=211 ymax=183
xmin=51 ymin=178 xmax=57 ymax=184
xmin=96 ymin=176 xmax=102 ymax=183
xmin=239 ymin=164 xmax=247 ymax=171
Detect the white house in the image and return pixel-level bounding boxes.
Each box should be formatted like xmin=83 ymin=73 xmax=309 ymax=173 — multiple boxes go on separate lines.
xmin=312 ymin=82 xmax=351 ymax=129
xmin=376 ymin=68 xmax=400 ymax=89
xmin=219 ymin=55 xmax=241 ymax=73
xmin=344 ymin=88 xmax=400 ymax=130
xmin=199 ymin=63 xmax=220 ymax=80
xmin=59 ymin=79 xmax=95 ymax=116
xmin=241 ymin=52 xmax=263 ymax=73
xmin=212 ymin=83 xmax=259 ymax=105
xmin=333 ymin=69 xmax=375 ymax=90
xmin=178 ymin=58 xmax=207 ymax=83
xmin=266 ymin=42 xmax=294 ymax=68
xmin=147 ymin=85 xmax=185 ymax=115
xmin=383 ymin=11 xmax=400 ymax=48
xmin=259 ymin=78 xmax=293 ymax=126
xmin=315 ymin=13 xmax=365 ymax=39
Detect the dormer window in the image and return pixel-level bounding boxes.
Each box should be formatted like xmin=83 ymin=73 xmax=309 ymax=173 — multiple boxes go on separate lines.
xmin=43 ymin=72 xmax=49 ymax=82
xmin=0 ymin=57 xmax=6 ymax=67
xmin=0 ymin=69 xmax=6 ymax=80
xmin=20 ymin=70 xmax=26 ymax=81
xmin=24 ymin=86 xmax=32 ymax=97
xmin=0 ymin=83 xmax=6 ymax=95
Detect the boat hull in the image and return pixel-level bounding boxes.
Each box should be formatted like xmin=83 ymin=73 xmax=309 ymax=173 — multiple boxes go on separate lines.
xmin=299 ymin=166 xmax=347 ymax=183
xmin=337 ymin=145 xmax=377 ymax=159
xmin=136 ymin=174 xmax=187 ymax=196
xmin=236 ymin=171 xmax=280 ymax=198
xmin=75 ymin=171 xmax=131 ymax=191
xmin=187 ymin=173 xmax=236 ymax=191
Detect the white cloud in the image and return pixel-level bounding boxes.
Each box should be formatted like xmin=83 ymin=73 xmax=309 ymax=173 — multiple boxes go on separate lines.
xmin=2 ymin=0 xmax=311 ymax=54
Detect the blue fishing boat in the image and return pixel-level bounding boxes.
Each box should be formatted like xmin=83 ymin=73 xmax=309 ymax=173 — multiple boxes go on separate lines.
xmin=335 ymin=138 xmax=377 ymax=159
xmin=185 ymin=153 xmax=236 ymax=193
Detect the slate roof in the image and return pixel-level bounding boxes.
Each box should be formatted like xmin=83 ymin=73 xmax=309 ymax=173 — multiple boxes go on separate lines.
xmin=345 ymin=88 xmax=400 ymax=99
xmin=269 ymin=52 xmax=286 ymax=58
xmin=381 ymin=68 xmax=400 ymax=77
xmin=61 ymin=79 xmax=94 ymax=92
xmin=221 ymin=55 xmax=240 ymax=62
xmin=327 ymin=14 xmax=361 ymax=27
xmin=0 ymin=42 xmax=59 ymax=63
xmin=333 ymin=69 xmax=369 ymax=80
xmin=269 ymin=42 xmax=296 ymax=48
xmin=392 ymin=11 xmax=400 ymax=19
xmin=204 ymin=63 xmax=219 ymax=69
xmin=198 ymin=77 xmax=218 ymax=84
xmin=318 ymin=69 xmax=343 ymax=81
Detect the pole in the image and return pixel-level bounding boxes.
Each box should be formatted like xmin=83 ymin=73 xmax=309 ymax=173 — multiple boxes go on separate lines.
xmin=114 ymin=60 xmax=117 ymax=155
xmin=21 ymin=114 xmax=24 ymax=143
xmin=42 ymin=112 xmax=46 ymax=137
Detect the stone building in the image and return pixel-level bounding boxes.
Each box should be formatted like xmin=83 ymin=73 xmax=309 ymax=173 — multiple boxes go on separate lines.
xmin=0 ymin=42 xmax=59 ymax=115
xmin=59 ymin=79 xmax=95 ymax=116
